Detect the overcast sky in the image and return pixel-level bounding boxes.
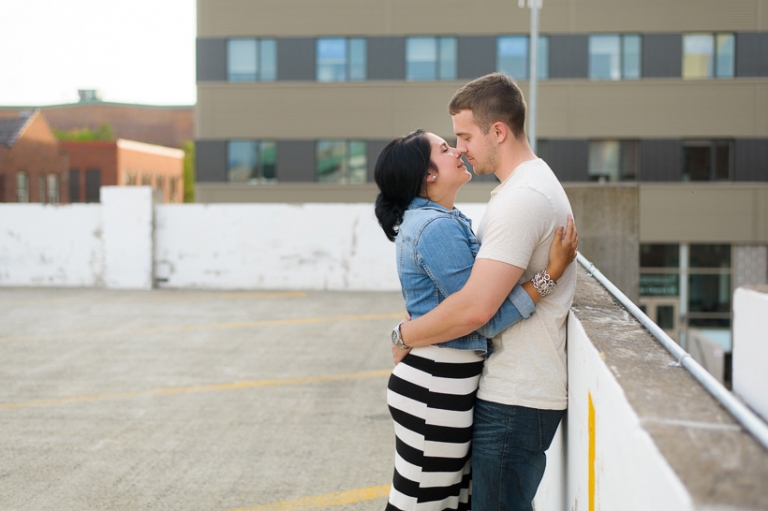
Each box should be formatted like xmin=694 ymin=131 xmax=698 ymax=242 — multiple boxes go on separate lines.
xmin=0 ymin=0 xmax=196 ymax=106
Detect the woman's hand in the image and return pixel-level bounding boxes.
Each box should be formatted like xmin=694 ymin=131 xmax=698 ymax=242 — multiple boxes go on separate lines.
xmin=392 ymin=344 xmax=411 ymax=365
xmin=546 ymin=215 xmax=578 ymax=281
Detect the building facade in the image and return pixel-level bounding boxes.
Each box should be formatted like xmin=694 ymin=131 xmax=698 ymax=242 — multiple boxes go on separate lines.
xmin=195 ymin=0 xmax=768 ymax=372
xmin=0 ymin=111 xmax=68 ymax=204
xmin=60 ymin=140 xmax=184 ymax=203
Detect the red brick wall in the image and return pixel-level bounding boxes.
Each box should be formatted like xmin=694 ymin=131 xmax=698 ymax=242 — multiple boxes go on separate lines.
xmin=0 ymin=113 xmax=68 ymax=203
xmin=1 ymin=103 xmax=193 ymax=149
xmin=117 ymin=142 xmax=184 ymax=203
xmin=59 ymin=141 xmax=118 ymax=203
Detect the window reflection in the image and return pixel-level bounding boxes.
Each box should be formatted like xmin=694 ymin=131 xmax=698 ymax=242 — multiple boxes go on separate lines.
xmin=317 ymin=140 xmax=367 ymax=183
xmin=407 ymin=37 xmax=456 ymax=81
xmin=228 ymin=140 xmax=277 ymax=182
xmin=497 ymin=36 xmax=549 ymax=80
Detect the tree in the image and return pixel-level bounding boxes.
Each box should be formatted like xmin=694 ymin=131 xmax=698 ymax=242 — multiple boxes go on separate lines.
xmin=181 ymin=141 xmax=195 ymax=203
xmin=53 ymin=123 xmax=113 ymax=141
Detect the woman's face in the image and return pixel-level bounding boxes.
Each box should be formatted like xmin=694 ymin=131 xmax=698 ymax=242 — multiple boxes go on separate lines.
xmin=425 ymin=133 xmax=472 ymax=191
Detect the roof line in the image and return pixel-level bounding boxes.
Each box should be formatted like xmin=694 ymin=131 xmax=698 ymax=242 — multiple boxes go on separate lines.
xmin=0 ymin=102 xmax=194 ymax=110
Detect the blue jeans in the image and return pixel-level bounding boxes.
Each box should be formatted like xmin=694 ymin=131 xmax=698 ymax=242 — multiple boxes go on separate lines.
xmin=471 ymin=398 xmax=564 ymax=511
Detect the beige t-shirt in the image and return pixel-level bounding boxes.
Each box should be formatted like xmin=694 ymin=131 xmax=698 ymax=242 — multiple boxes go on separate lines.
xmin=475 ymin=158 xmax=576 ymax=410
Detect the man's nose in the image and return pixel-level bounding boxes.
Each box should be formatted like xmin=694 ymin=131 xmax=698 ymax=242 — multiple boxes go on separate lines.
xmin=455 ymin=142 xmax=467 ymax=154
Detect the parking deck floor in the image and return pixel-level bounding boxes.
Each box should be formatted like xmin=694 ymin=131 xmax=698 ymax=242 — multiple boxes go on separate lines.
xmin=0 ymin=288 xmax=404 ymax=511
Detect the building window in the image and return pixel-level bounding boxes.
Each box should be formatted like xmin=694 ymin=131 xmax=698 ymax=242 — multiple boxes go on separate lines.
xmin=227 ymin=38 xmax=277 ymax=82
xmin=316 ymin=140 xmax=367 ymax=184
xmin=497 ymin=36 xmax=548 ymax=80
xmin=406 ymin=37 xmax=457 ymax=81
xmin=588 ymin=140 xmax=638 ymax=181
xmin=69 ymin=169 xmax=81 ymax=202
xmin=141 ymin=174 xmax=152 ymax=186
xmin=16 ymin=172 xmax=29 ymax=203
xmin=169 ymin=177 xmax=179 ymax=202
xmin=0 ymin=175 xmax=5 ymax=202
xmin=317 ymin=38 xmax=366 ymax=82
xmin=589 ymin=34 xmax=641 ymax=80
xmin=227 ymin=140 xmax=277 ymax=182
xmin=85 ymin=168 xmax=101 ymax=203
xmin=38 ymin=175 xmax=46 ymax=203
xmin=47 ymin=175 xmax=59 ymax=204
xmin=683 ymin=34 xmax=735 ymax=79
xmin=682 ymin=140 xmax=731 ymax=181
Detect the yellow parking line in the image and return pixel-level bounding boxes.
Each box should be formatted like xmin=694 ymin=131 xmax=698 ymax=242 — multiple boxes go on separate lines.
xmin=226 ymin=485 xmax=390 ymax=511
xmin=1 ymin=312 xmax=404 ymax=343
xmin=0 ymin=369 xmax=391 ymax=410
xmin=4 ymin=291 xmax=307 ymax=307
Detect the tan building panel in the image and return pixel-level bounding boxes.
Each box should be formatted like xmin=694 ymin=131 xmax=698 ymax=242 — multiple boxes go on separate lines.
xmin=639 ymin=184 xmax=768 ymax=243
xmin=198 ymin=0 xmax=767 ymax=37
xmin=197 ymin=80 xmax=768 ymax=140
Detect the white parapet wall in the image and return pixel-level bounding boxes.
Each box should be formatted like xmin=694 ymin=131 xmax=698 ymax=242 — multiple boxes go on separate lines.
xmin=102 ymin=187 xmax=154 ymax=290
xmin=733 ymin=286 xmax=768 ymax=423
xmin=0 ymin=203 xmax=104 ymax=287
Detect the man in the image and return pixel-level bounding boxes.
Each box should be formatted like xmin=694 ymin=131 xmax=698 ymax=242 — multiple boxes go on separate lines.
xmin=395 ymin=73 xmax=576 ymax=511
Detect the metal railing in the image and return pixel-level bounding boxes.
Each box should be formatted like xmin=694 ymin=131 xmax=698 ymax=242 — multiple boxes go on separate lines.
xmin=577 ymin=252 xmax=768 ymax=451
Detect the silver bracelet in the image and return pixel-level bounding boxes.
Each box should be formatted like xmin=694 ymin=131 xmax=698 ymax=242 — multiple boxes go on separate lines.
xmin=531 ymin=270 xmax=557 ymax=297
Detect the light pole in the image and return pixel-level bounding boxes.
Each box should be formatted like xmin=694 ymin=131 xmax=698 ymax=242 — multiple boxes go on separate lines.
xmin=520 ymin=0 xmax=541 ymax=154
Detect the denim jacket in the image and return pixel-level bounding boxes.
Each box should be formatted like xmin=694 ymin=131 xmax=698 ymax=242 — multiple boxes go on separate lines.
xmin=396 ymin=197 xmax=536 ymax=355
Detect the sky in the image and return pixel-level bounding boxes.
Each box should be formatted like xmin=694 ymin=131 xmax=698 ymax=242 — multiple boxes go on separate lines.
xmin=0 ymin=0 xmax=197 ymax=106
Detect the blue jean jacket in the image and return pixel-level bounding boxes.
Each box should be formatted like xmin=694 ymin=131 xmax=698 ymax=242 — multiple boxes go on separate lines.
xmin=396 ymin=197 xmax=536 ymax=355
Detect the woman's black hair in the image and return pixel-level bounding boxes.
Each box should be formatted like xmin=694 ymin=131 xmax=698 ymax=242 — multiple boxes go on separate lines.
xmin=374 ymin=129 xmax=435 ymax=242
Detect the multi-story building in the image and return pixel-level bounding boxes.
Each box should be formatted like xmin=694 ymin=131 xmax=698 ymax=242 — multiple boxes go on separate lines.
xmin=0 ymin=111 xmax=68 ymax=204
xmin=195 ymin=0 xmax=768 ymax=372
xmin=60 ymin=140 xmax=185 ymax=204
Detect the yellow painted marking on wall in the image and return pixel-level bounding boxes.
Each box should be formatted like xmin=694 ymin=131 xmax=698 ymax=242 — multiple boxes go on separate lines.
xmin=0 ymin=369 xmax=390 ymax=410
xmin=226 ymin=485 xmax=390 ymax=511
xmin=588 ymin=392 xmax=596 ymax=511
xmin=1 ymin=312 xmax=404 ymax=343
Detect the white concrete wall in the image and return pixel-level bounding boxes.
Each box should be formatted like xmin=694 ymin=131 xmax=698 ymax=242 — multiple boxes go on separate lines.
xmin=102 ymin=187 xmax=154 ymax=290
xmin=0 ymin=204 xmax=103 ymax=287
xmin=733 ymin=287 xmax=768 ymax=422
xmin=534 ymin=315 xmax=694 ymax=511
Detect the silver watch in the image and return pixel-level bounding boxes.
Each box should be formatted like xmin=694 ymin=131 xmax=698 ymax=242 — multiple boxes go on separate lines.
xmin=391 ymin=323 xmax=411 ymax=350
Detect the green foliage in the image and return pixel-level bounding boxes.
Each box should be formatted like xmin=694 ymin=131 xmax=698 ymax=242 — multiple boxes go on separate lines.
xmin=54 ymin=123 xmax=113 ymax=141
xmin=181 ymin=141 xmax=196 ymax=203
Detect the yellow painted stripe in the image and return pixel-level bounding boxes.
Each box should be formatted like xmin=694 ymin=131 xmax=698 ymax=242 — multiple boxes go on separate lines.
xmin=588 ymin=392 xmax=596 ymax=511
xmin=0 ymin=369 xmax=390 ymax=410
xmin=226 ymin=485 xmax=390 ymax=511
xmin=1 ymin=312 xmax=404 ymax=343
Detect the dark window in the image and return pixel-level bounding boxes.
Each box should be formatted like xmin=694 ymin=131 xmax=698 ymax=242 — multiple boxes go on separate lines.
xmin=689 ymin=244 xmax=731 ymax=268
xmin=85 ymin=168 xmax=101 ymax=203
xmin=640 ymin=244 xmax=679 ymax=268
xmin=689 ymin=274 xmax=731 ymax=313
xmin=0 ymin=175 xmax=5 ymax=202
xmin=683 ymin=141 xmax=732 ymax=181
xmin=69 ymin=169 xmax=81 ymax=202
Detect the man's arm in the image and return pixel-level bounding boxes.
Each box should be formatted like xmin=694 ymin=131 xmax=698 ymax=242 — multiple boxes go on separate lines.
xmin=399 ymin=258 xmax=524 ymax=347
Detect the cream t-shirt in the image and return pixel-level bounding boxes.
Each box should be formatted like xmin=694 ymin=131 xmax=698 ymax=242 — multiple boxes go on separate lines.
xmin=475 ymin=158 xmax=576 ymax=410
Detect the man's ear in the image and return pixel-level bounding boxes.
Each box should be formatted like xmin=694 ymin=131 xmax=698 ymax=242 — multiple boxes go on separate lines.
xmin=491 ymin=121 xmax=508 ymax=143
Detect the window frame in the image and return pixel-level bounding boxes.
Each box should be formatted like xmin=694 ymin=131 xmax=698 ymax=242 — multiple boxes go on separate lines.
xmin=316 ymin=37 xmax=367 ymax=82
xmin=588 ymin=34 xmax=641 ymax=80
xmin=682 ymin=33 xmax=735 ymax=79
xmin=227 ymin=37 xmax=277 ymax=82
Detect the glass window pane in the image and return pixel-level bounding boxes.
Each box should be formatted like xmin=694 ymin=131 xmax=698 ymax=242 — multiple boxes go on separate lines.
xmin=640 ymin=244 xmax=679 ymax=268
xmin=690 ymin=244 xmax=730 ymax=268
xmin=407 ymin=37 xmax=438 ymax=80
xmin=656 ymin=305 xmax=675 ymax=329
xmin=588 ymin=140 xmax=621 ymax=181
xmin=349 ymin=38 xmax=367 ymax=81
xmin=260 ymin=39 xmax=277 ymax=81
xmin=438 ymin=37 xmax=457 ymax=80
xmin=622 ymin=35 xmax=641 ymax=79
xmin=683 ymin=34 xmax=714 ymax=79
xmin=682 ymin=143 xmax=711 ymax=181
xmin=228 ymin=39 xmax=258 ymax=82
xmin=537 ymin=36 xmax=548 ymax=79
xmin=348 ymin=141 xmax=367 ymax=183
xmin=689 ymin=274 xmax=731 ymax=313
xmin=317 ymin=38 xmax=347 ymax=82
xmin=620 ymin=140 xmax=638 ymax=180
xmin=497 ymin=36 xmax=528 ymax=79
xmin=589 ymin=35 xmax=620 ymax=80
xmin=689 ymin=318 xmax=731 ymax=328
xmin=260 ymin=141 xmax=277 ymax=180
xmin=317 ymin=141 xmax=346 ymax=182
xmin=714 ymin=141 xmax=731 ymax=180
xmin=228 ymin=141 xmax=258 ymax=182
xmin=715 ymin=33 xmax=735 ymax=78
xmin=47 ymin=174 xmax=59 ymax=204
xmin=639 ymin=274 xmax=680 ymax=296
xmin=69 ymin=169 xmax=80 ymax=202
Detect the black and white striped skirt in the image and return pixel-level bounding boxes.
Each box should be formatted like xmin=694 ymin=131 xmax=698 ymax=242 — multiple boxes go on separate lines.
xmin=385 ymin=345 xmax=484 ymax=511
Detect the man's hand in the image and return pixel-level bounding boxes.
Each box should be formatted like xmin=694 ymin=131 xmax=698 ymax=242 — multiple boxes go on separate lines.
xmin=392 ymin=344 xmax=410 ymax=365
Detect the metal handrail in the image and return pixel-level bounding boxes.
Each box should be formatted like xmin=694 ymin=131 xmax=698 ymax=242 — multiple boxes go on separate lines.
xmin=576 ymin=252 xmax=768 ymax=451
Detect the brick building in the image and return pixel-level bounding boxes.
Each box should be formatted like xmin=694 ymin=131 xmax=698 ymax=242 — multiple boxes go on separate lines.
xmin=0 ymin=110 xmax=68 ymax=203
xmin=60 ymin=139 xmax=184 ymax=203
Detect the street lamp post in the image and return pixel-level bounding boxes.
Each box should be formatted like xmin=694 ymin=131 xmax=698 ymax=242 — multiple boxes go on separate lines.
xmin=520 ymin=0 xmax=541 ymax=154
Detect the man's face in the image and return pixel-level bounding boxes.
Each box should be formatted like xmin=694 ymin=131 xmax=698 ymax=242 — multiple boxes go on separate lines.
xmin=452 ymin=109 xmax=499 ymax=176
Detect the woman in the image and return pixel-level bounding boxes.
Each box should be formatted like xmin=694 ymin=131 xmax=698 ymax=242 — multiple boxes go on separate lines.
xmin=374 ymin=130 xmax=576 ymax=511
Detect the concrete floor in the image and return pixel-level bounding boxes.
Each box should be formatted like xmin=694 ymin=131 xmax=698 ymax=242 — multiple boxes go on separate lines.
xmin=0 ymin=288 xmax=405 ymax=511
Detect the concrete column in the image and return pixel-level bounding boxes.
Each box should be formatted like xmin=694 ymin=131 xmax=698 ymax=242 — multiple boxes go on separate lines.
xmin=733 ymin=286 xmax=768 ymax=422
xmin=102 ymin=186 xmax=154 ymax=289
